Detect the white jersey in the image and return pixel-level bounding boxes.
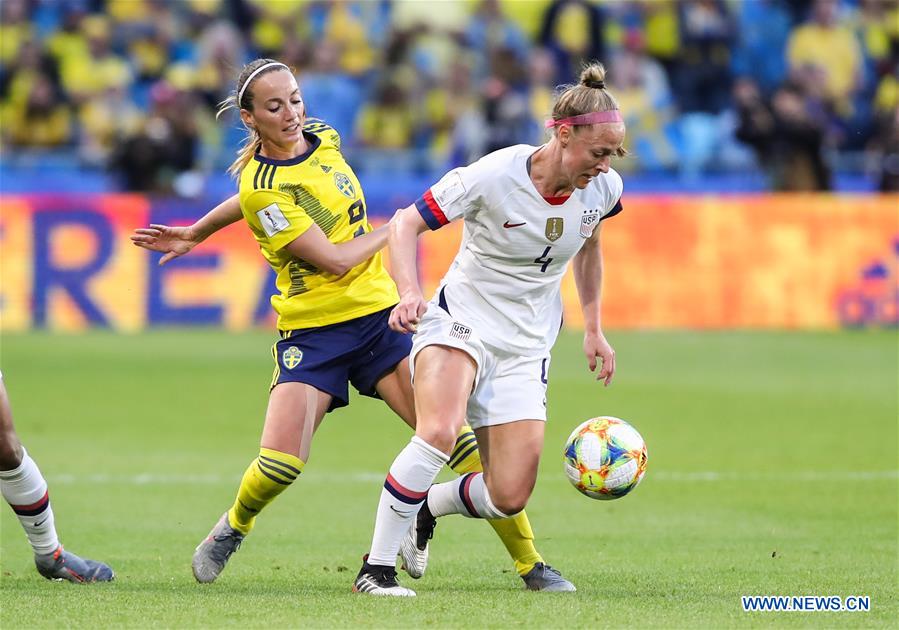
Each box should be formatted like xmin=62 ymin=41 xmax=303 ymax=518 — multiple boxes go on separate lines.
xmin=414 ymin=144 xmax=623 ymax=357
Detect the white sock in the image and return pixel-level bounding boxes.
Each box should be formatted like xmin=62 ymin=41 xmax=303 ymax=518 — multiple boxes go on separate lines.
xmin=367 ymin=436 xmax=448 ymax=567
xmin=427 ymin=472 xmax=510 ymax=519
xmin=0 ymin=448 xmax=59 ymax=555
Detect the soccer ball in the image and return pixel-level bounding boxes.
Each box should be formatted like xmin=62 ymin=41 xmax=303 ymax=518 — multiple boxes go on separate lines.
xmin=563 ymin=416 xmax=647 ymax=500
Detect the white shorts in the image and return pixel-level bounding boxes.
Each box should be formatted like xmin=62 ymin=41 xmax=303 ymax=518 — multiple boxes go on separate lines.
xmin=409 ymin=304 xmax=550 ymax=430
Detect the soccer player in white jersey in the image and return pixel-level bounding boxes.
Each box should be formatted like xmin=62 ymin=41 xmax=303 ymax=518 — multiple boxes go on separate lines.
xmin=354 ymin=62 xmax=625 ymax=596
xmin=0 ymin=372 xmax=114 ymax=582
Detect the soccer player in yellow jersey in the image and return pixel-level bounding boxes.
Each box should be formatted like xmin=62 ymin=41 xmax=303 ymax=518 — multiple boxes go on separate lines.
xmin=132 ymin=58 xmax=574 ymax=593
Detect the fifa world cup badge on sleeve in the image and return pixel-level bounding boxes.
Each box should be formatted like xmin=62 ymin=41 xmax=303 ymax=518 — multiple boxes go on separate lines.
xmin=257 ymin=203 xmax=290 ymax=237
xmin=580 ymin=208 xmax=600 ymax=238
xmin=432 ymin=172 xmax=466 ymax=207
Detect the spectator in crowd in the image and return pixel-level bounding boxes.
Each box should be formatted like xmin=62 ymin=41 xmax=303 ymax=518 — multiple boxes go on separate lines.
xmin=422 ymin=56 xmax=482 ymax=168
xmin=466 ymin=0 xmax=530 ymax=81
xmin=57 ymin=15 xmax=131 ymax=107
xmin=481 ymin=47 xmax=534 ymax=155
xmin=77 ymin=63 xmax=143 ymax=166
xmin=731 ymin=0 xmax=791 ymax=89
xmin=734 ymin=78 xmax=831 ymax=191
xmin=0 ymin=0 xmax=33 ymax=67
xmin=868 ymin=104 xmax=899 ymax=191
xmin=2 ymin=72 xmax=72 ymax=148
xmin=299 ymin=40 xmax=363 ymax=140
xmin=244 ymin=0 xmax=306 ymax=58
xmin=111 ymin=79 xmax=201 ymax=193
xmin=639 ymin=0 xmax=680 ymax=87
xmin=608 ymin=30 xmax=676 ymax=172
xmin=784 ymin=0 xmax=817 ymax=25
xmin=525 ymin=46 xmax=557 ymax=145
xmin=0 ymin=0 xmax=890 ymax=189
xmin=318 ymin=0 xmax=377 ymax=78
xmin=356 ymin=77 xmax=416 ymax=151
xmin=538 ymin=0 xmax=607 ymax=85
xmin=733 ymin=77 xmax=777 ymax=175
xmin=0 ymin=39 xmax=60 ymax=113
xmin=787 ymin=0 xmax=863 ymax=117
xmin=193 ymin=19 xmax=247 ymax=109
xmin=673 ymin=0 xmax=735 ymax=178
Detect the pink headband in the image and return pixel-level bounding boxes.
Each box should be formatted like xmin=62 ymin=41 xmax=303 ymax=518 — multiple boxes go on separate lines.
xmin=545 ymin=110 xmax=623 ymax=128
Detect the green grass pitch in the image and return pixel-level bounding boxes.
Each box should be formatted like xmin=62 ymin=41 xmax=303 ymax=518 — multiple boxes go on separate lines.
xmin=1 ymin=329 xmax=895 ymax=628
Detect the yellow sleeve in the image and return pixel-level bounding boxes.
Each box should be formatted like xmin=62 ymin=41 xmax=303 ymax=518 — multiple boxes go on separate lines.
xmin=242 ymin=188 xmax=315 ymax=252
xmin=786 ymin=27 xmax=811 ymax=67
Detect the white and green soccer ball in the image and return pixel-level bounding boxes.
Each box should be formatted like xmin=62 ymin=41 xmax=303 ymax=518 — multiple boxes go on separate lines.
xmin=563 ymin=416 xmax=648 ymax=500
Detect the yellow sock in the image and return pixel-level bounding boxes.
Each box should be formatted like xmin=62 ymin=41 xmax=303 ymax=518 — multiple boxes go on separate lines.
xmin=227 ymin=447 xmax=304 ymax=535
xmin=448 ymin=425 xmax=544 ymax=576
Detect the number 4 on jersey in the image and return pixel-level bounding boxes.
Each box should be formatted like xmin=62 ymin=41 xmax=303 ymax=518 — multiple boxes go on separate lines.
xmin=534 ymin=246 xmax=553 ymax=272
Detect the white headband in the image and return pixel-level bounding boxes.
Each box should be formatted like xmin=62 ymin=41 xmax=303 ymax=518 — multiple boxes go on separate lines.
xmin=238 ymin=62 xmax=289 ymax=105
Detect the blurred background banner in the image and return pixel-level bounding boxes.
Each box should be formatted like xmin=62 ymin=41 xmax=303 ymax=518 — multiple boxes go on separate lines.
xmin=2 ymin=193 xmax=895 ymax=331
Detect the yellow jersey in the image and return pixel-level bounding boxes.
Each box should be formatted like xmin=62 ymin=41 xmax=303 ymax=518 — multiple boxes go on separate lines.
xmin=238 ymin=121 xmax=398 ymax=330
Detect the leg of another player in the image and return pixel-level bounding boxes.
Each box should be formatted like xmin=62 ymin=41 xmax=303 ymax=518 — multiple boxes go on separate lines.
xmin=376 ymin=358 xmax=547 ymax=580
xmin=192 ymin=382 xmax=331 ymax=583
xmin=0 ymin=378 xmax=114 ymax=583
xmin=356 ymin=346 xmax=473 ymax=596
xmin=424 ymin=420 xmax=576 ymax=591
xmin=472 ymin=421 xmax=544 ymax=515
xmin=423 ymin=420 xmax=543 ymax=521
xmin=373 ymin=357 xmax=416 ymax=431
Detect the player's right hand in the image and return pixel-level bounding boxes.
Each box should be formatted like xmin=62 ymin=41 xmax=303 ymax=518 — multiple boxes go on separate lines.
xmin=130 ymin=224 xmax=199 ymax=265
xmin=389 ymin=292 xmax=428 ymax=334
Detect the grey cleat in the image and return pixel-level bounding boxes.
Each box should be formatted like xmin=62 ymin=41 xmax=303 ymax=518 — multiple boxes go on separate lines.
xmin=192 ymin=512 xmax=244 ymax=583
xmin=35 ymin=546 xmax=115 ymax=583
xmin=520 ymin=562 xmax=577 ymax=592
xmin=398 ymin=501 xmax=436 ymax=579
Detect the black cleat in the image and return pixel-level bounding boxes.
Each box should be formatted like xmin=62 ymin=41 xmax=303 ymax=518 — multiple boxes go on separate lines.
xmin=353 ymin=556 xmax=415 ymax=596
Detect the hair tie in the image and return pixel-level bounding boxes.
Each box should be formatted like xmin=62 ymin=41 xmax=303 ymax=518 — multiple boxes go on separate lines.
xmin=545 ymin=110 xmax=622 ymax=128
xmin=238 ymin=62 xmax=289 ymax=106
xmin=584 ymin=79 xmax=605 ymax=89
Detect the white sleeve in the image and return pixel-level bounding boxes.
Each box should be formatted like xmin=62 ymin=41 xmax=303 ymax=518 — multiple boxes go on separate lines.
xmin=413 ymin=162 xmax=484 ymax=230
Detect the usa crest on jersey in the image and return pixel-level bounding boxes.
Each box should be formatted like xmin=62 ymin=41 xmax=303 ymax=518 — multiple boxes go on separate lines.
xmin=580 ymin=207 xmax=600 ymax=238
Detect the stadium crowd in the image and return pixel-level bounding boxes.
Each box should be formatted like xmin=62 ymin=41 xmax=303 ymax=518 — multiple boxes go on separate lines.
xmin=1 ymin=0 xmax=897 ymax=194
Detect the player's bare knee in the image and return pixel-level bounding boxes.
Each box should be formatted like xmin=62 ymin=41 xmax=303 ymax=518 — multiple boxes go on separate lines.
xmin=492 ymin=496 xmax=528 ymax=517
xmin=488 ymin=486 xmax=530 ymax=516
xmin=416 ymin=422 xmax=461 ymax=455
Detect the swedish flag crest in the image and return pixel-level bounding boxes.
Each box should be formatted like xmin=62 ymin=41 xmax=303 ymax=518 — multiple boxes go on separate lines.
xmin=282 ymin=346 xmax=303 ymax=369
xmin=334 ymin=172 xmax=355 ymax=198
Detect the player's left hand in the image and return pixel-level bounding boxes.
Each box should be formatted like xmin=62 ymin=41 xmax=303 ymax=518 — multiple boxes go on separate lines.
xmin=130 ymin=224 xmax=199 ymax=265
xmin=389 ymin=290 xmax=427 ymax=334
xmin=584 ymin=331 xmax=615 ymax=386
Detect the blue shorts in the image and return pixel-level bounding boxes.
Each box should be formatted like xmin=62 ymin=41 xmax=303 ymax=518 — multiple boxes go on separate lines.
xmin=271 ymin=306 xmax=412 ymax=412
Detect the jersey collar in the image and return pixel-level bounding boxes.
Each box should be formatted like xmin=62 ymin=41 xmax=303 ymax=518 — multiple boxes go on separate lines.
xmin=254 ymin=131 xmax=321 ymax=166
